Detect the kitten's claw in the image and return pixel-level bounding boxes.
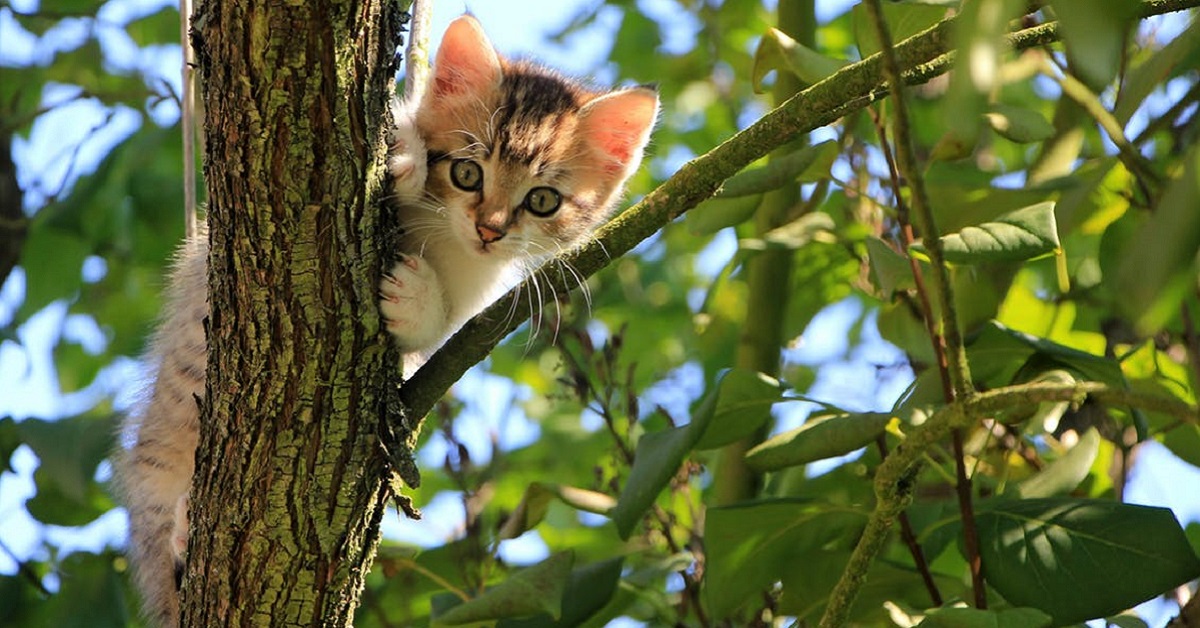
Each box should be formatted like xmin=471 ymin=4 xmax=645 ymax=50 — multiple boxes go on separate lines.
xmin=379 ymin=254 xmax=445 ymax=351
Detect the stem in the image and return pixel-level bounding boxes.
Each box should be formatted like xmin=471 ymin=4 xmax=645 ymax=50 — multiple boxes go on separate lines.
xmin=403 ymin=0 xmax=432 ymax=102
xmin=875 ymin=436 xmax=942 ymax=606
xmin=819 ymin=381 xmax=1199 ymax=627
xmin=862 ymin=0 xmax=985 ymax=608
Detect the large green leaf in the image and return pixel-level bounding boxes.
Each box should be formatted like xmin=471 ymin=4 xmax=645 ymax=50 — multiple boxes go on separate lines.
xmin=977 ymin=498 xmax=1200 ymax=624
xmin=704 ymin=499 xmax=866 ymax=619
xmin=498 ymin=483 xmax=615 ymax=540
xmin=744 ymin=411 xmax=889 ymax=472
xmin=125 ymin=6 xmax=181 ymax=47
xmin=985 ymin=103 xmax=1056 ymax=144
xmin=17 ymin=413 xmax=116 ymax=525
xmin=16 ymin=226 xmax=90 ymax=321
xmin=432 ymin=552 xmax=574 ymax=626
xmin=1114 ymin=19 xmax=1200 ymax=124
xmin=917 ymin=202 xmax=1059 ymax=265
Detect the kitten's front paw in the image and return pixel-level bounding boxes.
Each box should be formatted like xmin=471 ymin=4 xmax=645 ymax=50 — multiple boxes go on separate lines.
xmin=389 ymin=100 xmax=428 ymax=201
xmin=380 ymin=254 xmax=446 ymax=351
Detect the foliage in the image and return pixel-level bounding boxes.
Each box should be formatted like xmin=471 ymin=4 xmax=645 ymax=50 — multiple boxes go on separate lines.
xmin=3 ymin=0 xmax=1200 ymax=626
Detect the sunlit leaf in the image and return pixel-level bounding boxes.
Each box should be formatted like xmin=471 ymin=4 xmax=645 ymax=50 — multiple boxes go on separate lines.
xmin=686 ymin=194 xmax=760 ymax=234
xmin=1015 ymin=428 xmax=1100 ymax=498
xmin=977 ymin=498 xmax=1200 ymax=624
xmin=740 ymin=212 xmax=835 ymax=251
xmin=745 ymin=411 xmax=889 ymax=471
xmin=866 ymin=236 xmax=915 ymax=297
xmin=498 ymin=483 xmax=615 ymax=540
xmin=751 ymin=27 xmax=847 ymax=92
xmin=985 ymin=103 xmax=1055 ymax=144
xmin=126 ymin=6 xmax=181 ymax=47
xmin=917 ymin=202 xmax=1059 ymax=264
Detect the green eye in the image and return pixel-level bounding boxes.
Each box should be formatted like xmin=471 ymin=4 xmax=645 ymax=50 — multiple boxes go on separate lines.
xmin=450 ymin=159 xmax=483 ymax=191
xmin=524 ymin=187 xmax=562 ymax=217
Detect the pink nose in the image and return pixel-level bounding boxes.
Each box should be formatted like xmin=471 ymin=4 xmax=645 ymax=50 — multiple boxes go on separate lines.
xmin=477 ymin=225 xmax=505 ymax=243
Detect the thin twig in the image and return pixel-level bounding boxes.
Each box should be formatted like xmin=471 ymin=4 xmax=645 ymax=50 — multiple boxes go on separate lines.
xmin=403 ymin=0 xmax=433 ymax=102
xmin=180 ymin=0 xmax=197 ymax=239
xmin=875 ymin=436 xmax=942 ymax=607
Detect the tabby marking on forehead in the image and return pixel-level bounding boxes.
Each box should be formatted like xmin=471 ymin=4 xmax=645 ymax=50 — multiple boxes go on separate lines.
xmin=493 ymin=61 xmax=589 ymax=164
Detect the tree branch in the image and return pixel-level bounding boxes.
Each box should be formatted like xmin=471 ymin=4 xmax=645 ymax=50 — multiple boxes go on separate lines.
xmin=818 ymin=381 xmax=1199 ymax=627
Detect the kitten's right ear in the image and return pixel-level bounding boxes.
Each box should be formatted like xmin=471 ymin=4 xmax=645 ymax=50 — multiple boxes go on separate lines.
xmin=429 ymin=15 xmax=502 ymax=100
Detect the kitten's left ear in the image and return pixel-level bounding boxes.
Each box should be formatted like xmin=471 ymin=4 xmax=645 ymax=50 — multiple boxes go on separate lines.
xmin=577 ymin=86 xmax=659 ymax=179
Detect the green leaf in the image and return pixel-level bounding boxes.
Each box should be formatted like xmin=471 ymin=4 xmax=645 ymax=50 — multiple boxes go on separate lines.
xmin=692 ymin=368 xmax=783 ymax=451
xmin=34 ymin=550 xmax=131 ymax=628
xmin=744 ymin=412 xmax=890 ymax=472
xmin=17 ymin=412 xmax=116 ymax=525
xmin=686 ymin=194 xmax=761 ymax=234
xmin=739 ymin=212 xmax=835 ymax=252
xmin=497 ymin=558 xmax=624 ymax=628
xmin=610 ymin=401 xmax=714 ymax=538
xmin=977 ymin=498 xmax=1200 ymax=624
xmin=705 ymin=499 xmax=866 ymax=619
xmin=916 ymin=606 xmax=1052 ymax=628
xmin=751 ymin=28 xmax=847 ymax=92
xmin=1049 ymin=0 xmax=1141 ymax=90
xmin=1114 ymin=146 xmax=1200 ymax=332
xmin=866 ymin=236 xmax=915 ymax=297
xmin=1015 ymin=428 xmax=1100 ymax=498
xmin=433 ymin=552 xmax=575 ymax=625
xmin=966 ymin=321 xmax=1124 ymax=389
xmin=1114 ymin=19 xmax=1200 ymax=124
xmin=0 ymin=417 xmax=19 ymax=475
xmin=779 ymin=549 xmax=962 ymax=622
xmin=852 ymin=1 xmax=948 ymax=59
xmin=985 ymin=103 xmax=1055 ymax=144
xmin=716 ymin=141 xmax=838 ymax=198
xmin=16 ymin=226 xmax=90 ymax=320
xmin=125 ymin=6 xmax=181 ymax=47
xmin=498 ymin=483 xmax=615 ymax=540
xmin=919 ymin=202 xmax=1059 ymax=264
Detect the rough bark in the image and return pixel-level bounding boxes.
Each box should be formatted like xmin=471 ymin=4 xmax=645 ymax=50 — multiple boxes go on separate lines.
xmin=183 ymin=1 xmax=410 ymax=625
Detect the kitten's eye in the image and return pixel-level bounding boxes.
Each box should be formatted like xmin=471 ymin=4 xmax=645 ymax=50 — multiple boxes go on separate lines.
xmin=450 ymin=159 xmax=483 ymax=191
xmin=524 ymin=187 xmax=562 ymax=217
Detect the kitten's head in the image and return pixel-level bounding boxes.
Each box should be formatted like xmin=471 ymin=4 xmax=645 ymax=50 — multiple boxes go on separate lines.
xmin=412 ymin=15 xmax=658 ymax=261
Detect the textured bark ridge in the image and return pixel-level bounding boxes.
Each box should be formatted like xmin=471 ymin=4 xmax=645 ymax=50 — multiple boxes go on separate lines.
xmin=185 ymin=1 xmax=410 ymax=625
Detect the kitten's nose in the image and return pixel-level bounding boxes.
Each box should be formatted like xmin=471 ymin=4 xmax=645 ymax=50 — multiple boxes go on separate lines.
xmin=477 ymin=224 xmax=506 ymax=243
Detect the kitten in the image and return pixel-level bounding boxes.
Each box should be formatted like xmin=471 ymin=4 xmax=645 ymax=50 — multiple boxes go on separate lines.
xmin=116 ymin=14 xmax=657 ymax=627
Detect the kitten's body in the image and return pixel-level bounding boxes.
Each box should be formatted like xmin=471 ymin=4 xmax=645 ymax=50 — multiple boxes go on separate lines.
xmin=116 ymin=16 xmax=656 ymax=626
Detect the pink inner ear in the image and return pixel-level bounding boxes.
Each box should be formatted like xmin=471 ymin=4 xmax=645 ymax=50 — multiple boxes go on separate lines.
xmin=579 ymin=89 xmax=659 ymax=174
xmin=430 ymin=16 xmax=501 ymax=99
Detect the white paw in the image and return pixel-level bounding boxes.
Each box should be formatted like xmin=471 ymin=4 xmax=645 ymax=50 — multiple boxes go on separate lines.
xmin=171 ymin=493 xmax=189 ymax=561
xmin=380 ymin=254 xmax=446 ymax=351
xmin=389 ymin=98 xmax=428 ymax=201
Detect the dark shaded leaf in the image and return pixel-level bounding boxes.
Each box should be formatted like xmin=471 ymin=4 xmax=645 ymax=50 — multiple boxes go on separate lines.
xmin=977 ymin=498 xmax=1200 ymax=624
xmin=433 ymin=552 xmax=574 ymax=625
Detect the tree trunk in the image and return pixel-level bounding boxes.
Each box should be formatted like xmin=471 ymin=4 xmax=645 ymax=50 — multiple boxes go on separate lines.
xmin=183 ymin=1 xmax=411 ymax=624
